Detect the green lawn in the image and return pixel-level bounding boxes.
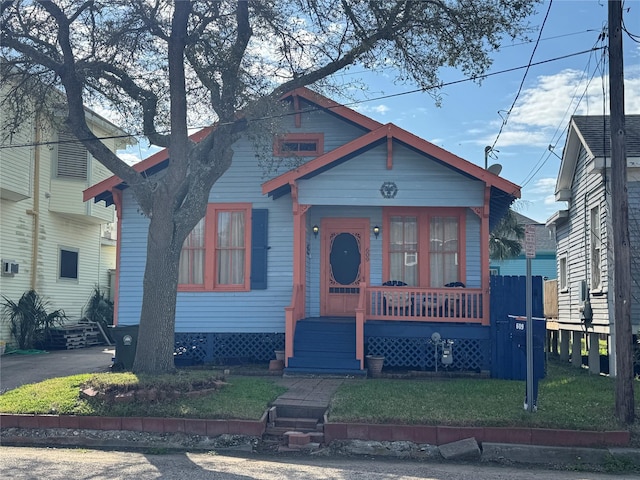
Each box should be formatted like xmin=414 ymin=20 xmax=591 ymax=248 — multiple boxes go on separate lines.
xmin=1 ymin=360 xmax=638 ymax=432
xmin=0 ymin=371 xmax=285 ymax=420
xmin=328 ymin=361 xmax=639 ymax=431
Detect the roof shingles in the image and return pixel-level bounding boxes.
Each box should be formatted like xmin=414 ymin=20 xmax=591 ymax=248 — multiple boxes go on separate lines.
xmin=572 ymin=115 xmax=640 ymax=158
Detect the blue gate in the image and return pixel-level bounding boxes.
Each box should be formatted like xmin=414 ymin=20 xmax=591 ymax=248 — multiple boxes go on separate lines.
xmin=490 ymin=275 xmax=545 ymax=379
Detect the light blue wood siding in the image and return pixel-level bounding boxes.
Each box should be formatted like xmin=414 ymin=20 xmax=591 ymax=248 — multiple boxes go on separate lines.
xmin=117 ymin=189 xmax=149 ymax=326
xmin=115 ymin=103 xmax=488 ymax=332
xmin=298 ymin=142 xmax=484 ymax=206
xmin=116 ymin=104 xmax=371 ymax=332
xmin=465 ymin=209 xmax=481 ymax=288
xmin=491 ymin=255 xmax=557 ymax=279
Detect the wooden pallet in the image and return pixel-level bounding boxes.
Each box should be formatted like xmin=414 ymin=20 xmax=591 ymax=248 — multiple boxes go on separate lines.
xmin=47 ymin=322 xmax=107 ymax=350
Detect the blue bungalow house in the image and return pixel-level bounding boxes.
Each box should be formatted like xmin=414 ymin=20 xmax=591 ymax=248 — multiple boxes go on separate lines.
xmin=85 ymin=88 xmax=521 ymax=374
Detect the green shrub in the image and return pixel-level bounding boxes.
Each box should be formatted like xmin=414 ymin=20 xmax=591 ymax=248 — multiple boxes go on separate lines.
xmin=1 ymin=290 xmax=66 ymax=350
xmin=82 ymin=286 xmax=114 ymax=342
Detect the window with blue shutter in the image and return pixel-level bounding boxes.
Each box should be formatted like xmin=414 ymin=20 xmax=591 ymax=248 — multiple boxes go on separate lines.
xmin=251 ymin=209 xmax=268 ymax=289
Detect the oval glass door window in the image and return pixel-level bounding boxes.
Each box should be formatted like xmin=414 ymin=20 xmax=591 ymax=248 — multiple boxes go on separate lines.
xmin=330 ymin=233 xmax=361 ymax=285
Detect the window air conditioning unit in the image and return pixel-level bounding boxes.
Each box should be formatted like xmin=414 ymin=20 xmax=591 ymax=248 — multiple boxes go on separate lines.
xmin=2 ymin=260 xmax=19 ymax=275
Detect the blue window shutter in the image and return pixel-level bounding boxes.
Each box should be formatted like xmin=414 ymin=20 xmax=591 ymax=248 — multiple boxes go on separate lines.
xmin=251 ymin=209 xmax=268 ymax=289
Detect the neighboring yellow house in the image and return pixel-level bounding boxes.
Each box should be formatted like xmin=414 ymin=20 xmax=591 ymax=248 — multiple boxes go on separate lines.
xmin=0 ymin=94 xmax=129 ymax=347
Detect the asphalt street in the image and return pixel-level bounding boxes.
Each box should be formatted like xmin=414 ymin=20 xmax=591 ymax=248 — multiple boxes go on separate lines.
xmin=1 ymin=446 xmax=636 ymax=480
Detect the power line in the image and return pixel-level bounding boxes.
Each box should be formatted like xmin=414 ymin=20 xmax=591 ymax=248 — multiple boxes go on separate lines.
xmin=0 ymin=47 xmax=604 ymax=151
xmin=487 ymin=0 xmax=553 ymax=153
xmin=519 ymin=30 xmax=607 ymax=189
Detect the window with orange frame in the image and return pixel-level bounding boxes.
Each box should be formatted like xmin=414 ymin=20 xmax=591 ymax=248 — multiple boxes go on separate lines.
xmin=178 ymin=203 xmax=252 ymax=291
xmin=383 ymin=207 xmax=466 ymax=287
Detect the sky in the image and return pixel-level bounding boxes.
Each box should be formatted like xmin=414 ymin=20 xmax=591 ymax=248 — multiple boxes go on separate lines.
xmin=119 ymin=0 xmax=640 ymax=224
xmin=340 ymin=0 xmax=640 ymax=223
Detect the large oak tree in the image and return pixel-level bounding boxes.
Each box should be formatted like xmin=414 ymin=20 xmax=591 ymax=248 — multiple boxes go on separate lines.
xmin=1 ymin=0 xmax=538 ymax=373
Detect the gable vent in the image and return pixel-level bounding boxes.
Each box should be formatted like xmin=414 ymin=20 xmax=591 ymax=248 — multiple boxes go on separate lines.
xmin=57 ymin=130 xmax=88 ymax=179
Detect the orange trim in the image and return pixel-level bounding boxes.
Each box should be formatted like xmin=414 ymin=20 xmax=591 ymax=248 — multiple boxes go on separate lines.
xmin=356 ymin=282 xmax=366 ymax=369
xmin=320 ymin=218 xmax=370 ymax=317
xmin=263 ymin=123 xmax=521 ymax=199
xmin=382 ymin=207 xmax=466 ymax=287
xmin=177 ymin=202 xmax=251 ymax=292
xmin=273 ymin=133 xmax=324 ymax=157
xmin=481 ymin=187 xmax=491 ymax=326
xmin=285 ymin=87 xmax=383 ymax=131
xmin=112 ymin=189 xmax=123 ymax=326
xmin=86 ymin=87 xmax=382 ymax=203
xmin=386 ymin=133 xmax=393 ymax=169
xmin=262 ymin=127 xmax=385 ymax=195
xmin=211 ymin=203 xmax=252 ymax=291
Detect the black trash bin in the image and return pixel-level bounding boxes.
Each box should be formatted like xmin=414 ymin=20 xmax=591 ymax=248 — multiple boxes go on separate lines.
xmin=111 ymin=325 xmax=139 ymax=371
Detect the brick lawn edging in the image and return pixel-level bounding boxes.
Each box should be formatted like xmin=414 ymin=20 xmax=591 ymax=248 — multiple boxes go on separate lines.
xmin=0 ymin=412 xmax=267 ymax=437
xmin=323 ymin=421 xmax=630 ymax=448
xmin=1 ymin=413 xmax=630 ymax=448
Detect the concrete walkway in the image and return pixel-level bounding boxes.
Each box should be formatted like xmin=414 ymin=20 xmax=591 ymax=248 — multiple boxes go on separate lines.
xmin=271 ymin=378 xmax=346 ymax=417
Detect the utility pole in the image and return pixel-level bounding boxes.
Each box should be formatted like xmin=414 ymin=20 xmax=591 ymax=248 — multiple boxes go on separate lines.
xmin=609 ymin=0 xmax=634 ymax=424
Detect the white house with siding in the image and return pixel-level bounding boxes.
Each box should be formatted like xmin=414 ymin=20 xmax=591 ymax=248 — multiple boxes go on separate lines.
xmin=547 ymin=115 xmax=640 ymax=376
xmin=0 ymin=91 xmax=129 ymax=347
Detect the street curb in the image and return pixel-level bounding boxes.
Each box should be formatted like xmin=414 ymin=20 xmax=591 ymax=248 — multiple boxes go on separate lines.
xmin=323 ymin=421 xmax=630 ymax=448
xmin=0 ymin=412 xmax=267 ymax=437
xmin=1 ymin=413 xmax=630 ymax=448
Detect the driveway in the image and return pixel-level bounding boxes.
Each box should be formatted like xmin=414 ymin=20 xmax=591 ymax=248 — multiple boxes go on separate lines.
xmin=0 ymin=346 xmax=115 ymax=394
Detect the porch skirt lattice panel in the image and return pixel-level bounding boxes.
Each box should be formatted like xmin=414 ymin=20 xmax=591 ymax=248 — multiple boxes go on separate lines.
xmin=173 ymin=332 xmax=285 ymax=364
xmin=366 ymin=336 xmax=486 ymax=372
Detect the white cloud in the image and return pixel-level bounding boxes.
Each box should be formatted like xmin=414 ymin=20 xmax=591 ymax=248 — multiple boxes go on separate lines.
xmin=355 ymin=103 xmax=390 ymax=116
xmin=529 ymin=177 xmax=556 ymax=194
xmin=118 ymin=151 xmax=143 ymax=166
xmin=469 ymin=69 xmax=640 ymax=149
xmin=372 ymin=104 xmax=390 ymax=115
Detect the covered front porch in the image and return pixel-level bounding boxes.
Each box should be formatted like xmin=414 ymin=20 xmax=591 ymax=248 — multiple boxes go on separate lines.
xmin=285 ymin=283 xmax=486 ymax=372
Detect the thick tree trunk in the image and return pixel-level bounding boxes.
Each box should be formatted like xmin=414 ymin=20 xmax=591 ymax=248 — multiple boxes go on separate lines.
xmin=132 ymin=206 xmax=182 ymax=374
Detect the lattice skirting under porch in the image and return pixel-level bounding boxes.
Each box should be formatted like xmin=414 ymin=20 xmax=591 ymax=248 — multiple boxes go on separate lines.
xmin=173 ymin=332 xmax=285 ymax=365
xmin=366 ymin=336 xmax=488 ymax=371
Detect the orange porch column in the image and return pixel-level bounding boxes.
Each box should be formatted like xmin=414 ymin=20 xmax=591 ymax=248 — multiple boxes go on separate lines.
xmin=481 ymin=186 xmax=491 ymax=326
xmin=286 ymin=182 xmax=309 ymax=364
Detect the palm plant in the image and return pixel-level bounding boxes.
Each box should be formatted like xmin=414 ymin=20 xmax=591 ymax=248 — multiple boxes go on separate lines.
xmin=490 ymin=209 xmax=525 ymax=260
xmin=1 ymin=290 xmax=66 ymax=350
xmin=82 ymin=286 xmax=114 ymax=342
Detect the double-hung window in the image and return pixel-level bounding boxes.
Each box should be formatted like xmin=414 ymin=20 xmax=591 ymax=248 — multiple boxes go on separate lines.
xmin=559 ymin=254 xmax=568 ymax=291
xmin=215 ymin=210 xmax=247 ymax=287
xmin=429 ymin=216 xmax=459 ymax=287
xmin=178 ymin=204 xmax=252 ymax=291
xmin=384 ymin=208 xmax=464 ymax=287
xmin=590 ymin=205 xmax=601 ymax=290
xmin=389 ymin=215 xmax=418 ymax=286
xmin=179 ymin=217 xmax=205 ymax=286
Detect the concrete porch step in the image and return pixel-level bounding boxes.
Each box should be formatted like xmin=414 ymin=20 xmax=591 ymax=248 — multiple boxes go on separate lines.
xmin=274 ymin=416 xmax=322 ymax=430
xmin=269 ymin=404 xmax=327 ymax=422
